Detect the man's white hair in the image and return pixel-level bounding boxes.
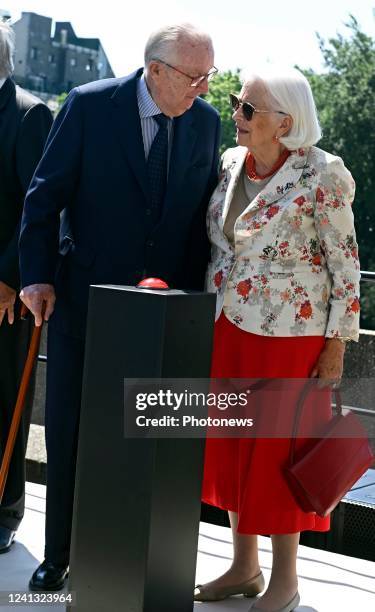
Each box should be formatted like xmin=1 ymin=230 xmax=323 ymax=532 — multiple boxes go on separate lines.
xmin=0 ymin=20 xmax=15 ymax=78
xmin=144 ymin=23 xmax=213 ymax=66
xmin=242 ymin=64 xmax=322 ymax=149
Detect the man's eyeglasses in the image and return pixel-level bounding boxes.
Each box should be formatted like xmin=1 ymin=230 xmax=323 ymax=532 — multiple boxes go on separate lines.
xmin=229 ymin=93 xmax=288 ymax=122
xmin=154 ymin=58 xmax=218 ymax=87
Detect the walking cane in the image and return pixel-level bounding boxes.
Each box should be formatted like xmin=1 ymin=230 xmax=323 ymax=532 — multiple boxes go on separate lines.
xmin=0 ymin=303 xmax=45 ymax=503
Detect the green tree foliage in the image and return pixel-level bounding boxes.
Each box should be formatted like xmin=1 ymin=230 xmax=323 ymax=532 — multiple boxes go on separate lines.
xmin=204 ymin=69 xmax=242 ymax=155
xmin=56 ymin=92 xmax=68 ymax=108
xmin=300 ymin=17 xmax=375 ymax=328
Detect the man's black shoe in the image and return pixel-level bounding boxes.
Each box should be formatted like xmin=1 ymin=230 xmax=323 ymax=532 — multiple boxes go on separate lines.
xmin=29 ymin=560 xmax=69 ymax=591
xmin=0 ymin=526 xmax=16 ymax=553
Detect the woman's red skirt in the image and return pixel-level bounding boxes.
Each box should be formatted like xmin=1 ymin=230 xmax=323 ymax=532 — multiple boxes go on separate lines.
xmin=201 ymin=313 xmax=331 ymax=535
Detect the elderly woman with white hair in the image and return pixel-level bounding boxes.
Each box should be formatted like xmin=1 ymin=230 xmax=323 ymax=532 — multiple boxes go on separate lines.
xmin=195 ymin=67 xmax=360 ymax=611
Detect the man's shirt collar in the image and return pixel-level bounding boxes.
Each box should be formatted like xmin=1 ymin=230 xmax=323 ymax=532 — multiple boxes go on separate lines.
xmin=137 ymin=73 xmax=163 ymax=118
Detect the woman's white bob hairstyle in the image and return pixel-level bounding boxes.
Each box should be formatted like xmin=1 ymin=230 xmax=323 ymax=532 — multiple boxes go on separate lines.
xmin=241 ymin=65 xmax=322 ymax=150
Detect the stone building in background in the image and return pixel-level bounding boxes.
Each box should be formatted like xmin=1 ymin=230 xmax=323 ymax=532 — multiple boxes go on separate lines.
xmin=12 ymin=11 xmax=114 ymax=95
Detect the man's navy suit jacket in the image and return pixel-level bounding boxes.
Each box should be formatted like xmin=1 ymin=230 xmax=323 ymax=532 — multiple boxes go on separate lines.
xmin=20 ymin=69 xmax=221 ymax=337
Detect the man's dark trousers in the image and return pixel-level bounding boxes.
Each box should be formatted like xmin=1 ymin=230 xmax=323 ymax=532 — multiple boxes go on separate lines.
xmin=43 ymin=327 xmax=85 ymax=565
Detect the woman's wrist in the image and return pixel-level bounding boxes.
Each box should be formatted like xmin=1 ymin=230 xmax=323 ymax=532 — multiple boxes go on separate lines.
xmin=325 ymin=337 xmax=347 ymax=350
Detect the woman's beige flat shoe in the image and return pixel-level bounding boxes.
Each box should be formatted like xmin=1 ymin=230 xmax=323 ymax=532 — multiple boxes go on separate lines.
xmin=251 ymin=591 xmax=300 ymax=612
xmin=194 ymin=570 xmax=265 ymax=601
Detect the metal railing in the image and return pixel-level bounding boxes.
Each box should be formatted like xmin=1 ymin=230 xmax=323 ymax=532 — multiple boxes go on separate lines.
xmin=360 ymin=271 xmax=375 ymax=282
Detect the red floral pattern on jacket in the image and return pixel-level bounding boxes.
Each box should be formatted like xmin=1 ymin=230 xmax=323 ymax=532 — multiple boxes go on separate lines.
xmin=206 ymin=146 xmax=360 ymax=339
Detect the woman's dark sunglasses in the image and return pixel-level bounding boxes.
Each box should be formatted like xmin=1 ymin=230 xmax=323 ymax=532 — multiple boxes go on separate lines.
xmin=229 ymin=93 xmax=288 ymax=122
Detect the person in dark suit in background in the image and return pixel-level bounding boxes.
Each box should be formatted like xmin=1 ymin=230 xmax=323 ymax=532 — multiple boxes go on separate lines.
xmin=0 ymin=20 xmax=53 ymax=554
xmin=19 ymin=22 xmax=220 ymax=590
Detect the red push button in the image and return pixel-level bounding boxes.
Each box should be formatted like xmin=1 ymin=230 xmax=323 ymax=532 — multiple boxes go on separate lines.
xmin=137 ymin=278 xmax=170 ymax=290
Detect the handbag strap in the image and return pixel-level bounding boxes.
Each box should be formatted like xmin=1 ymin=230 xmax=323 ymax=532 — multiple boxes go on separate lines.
xmin=224 ymin=377 xmax=274 ymax=395
xmin=287 ymin=381 xmax=342 ymax=467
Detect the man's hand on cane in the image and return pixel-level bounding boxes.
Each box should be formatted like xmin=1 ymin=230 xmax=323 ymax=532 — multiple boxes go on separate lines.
xmin=20 ymin=283 xmax=56 ymax=326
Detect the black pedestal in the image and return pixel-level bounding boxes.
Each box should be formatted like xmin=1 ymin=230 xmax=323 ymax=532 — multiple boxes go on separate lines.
xmin=68 ymin=285 xmax=215 ymax=612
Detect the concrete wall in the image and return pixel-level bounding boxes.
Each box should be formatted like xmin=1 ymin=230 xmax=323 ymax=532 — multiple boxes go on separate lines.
xmin=62 ymin=45 xmax=100 ymax=92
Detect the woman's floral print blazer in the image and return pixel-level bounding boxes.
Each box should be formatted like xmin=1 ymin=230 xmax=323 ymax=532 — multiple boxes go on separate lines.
xmin=206 ymin=145 xmax=360 ymax=339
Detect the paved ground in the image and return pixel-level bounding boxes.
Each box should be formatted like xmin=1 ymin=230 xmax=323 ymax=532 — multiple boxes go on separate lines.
xmin=0 ymin=483 xmax=374 ymax=611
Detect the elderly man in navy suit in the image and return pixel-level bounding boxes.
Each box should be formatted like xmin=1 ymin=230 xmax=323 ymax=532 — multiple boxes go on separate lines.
xmin=19 ymin=23 xmax=220 ymax=590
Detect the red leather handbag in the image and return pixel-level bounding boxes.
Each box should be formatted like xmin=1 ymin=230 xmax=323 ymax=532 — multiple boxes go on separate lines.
xmin=285 ymin=382 xmax=374 ymax=517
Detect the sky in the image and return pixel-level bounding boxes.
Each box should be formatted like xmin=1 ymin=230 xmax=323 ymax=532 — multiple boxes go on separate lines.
xmin=6 ymin=0 xmax=375 ymax=77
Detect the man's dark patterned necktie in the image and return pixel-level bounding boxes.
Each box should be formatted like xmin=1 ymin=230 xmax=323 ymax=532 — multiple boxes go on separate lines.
xmin=147 ymin=113 xmax=169 ymax=219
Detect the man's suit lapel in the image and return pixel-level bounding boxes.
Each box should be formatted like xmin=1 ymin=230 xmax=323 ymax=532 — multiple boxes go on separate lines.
xmin=163 ymin=110 xmax=198 ymax=214
xmin=0 ymin=78 xmax=15 ymax=133
xmin=110 ymin=69 xmax=151 ymax=203
xmin=0 ymin=78 xmax=14 ymax=110
xmin=110 ymin=72 xmax=201 ymax=212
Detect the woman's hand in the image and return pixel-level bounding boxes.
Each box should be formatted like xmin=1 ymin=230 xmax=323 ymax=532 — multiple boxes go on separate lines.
xmin=310 ymin=338 xmax=346 ymax=388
